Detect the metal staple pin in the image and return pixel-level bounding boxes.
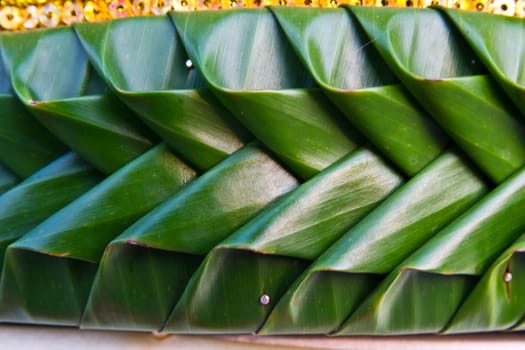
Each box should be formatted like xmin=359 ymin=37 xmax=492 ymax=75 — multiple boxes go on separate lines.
xmin=259 ymin=294 xmax=270 ymax=305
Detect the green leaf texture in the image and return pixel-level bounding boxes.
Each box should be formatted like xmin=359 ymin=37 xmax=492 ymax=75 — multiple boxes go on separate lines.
xmin=0 ymin=7 xmax=524 ymax=336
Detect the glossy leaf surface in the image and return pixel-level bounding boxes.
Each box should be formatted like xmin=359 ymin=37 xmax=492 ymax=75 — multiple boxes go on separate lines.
xmin=74 ymin=17 xmax=251 ymax=172
xmin=261 ymin=150 xmax=488 ymax=334
xmin=0 ymin=145 xmax=195 ymax=325
xmin=0 ymin=153 xmax=102 ymax=265
xmin=0 ymin=28 xmax=156 ymax=174
xmin=272 ymin=7 xmax=448 ymax=176
xmin=339 ymin=165 xmax=525 ymax=334
xmin=351 ymin=6 xmax=525 ymax=183
xmin=81 ymin=143 xmax=297 ymax=330
xmin=445 ymin=232 xmax=525 ymax=333
xmin=171 ymin=9 xmax=361 ymax=179
xmin=165 ymin=148 xmax=403 ymax=333
xmin=0 ymin=9 xmax=523 ymax=336
xmin=443 ymin=9 xmax=525 ymax=116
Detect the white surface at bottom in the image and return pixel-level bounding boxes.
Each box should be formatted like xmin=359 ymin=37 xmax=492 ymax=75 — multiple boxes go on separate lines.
xmin=0 ymin=325 xmax=524 ymax=349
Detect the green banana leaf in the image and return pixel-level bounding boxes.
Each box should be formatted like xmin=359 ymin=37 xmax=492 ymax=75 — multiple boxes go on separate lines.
xmin=0 ymin=52 xmax=66 ymax=179
xmin=271 ymin=7 xmax=448 ymax=176
xmin=350 ymin=6 xmax=525 ymax=183
xmin=444 ymin=232 xmax=525 ymax=333
xmin=442 ymin=25 xmax=525 ymax=329
xmin=1 ymin=8 xmax=525 ymax=336
xmin=69 ymin=18 xmax=271 ymax=330
xmin=0 ymin=152 xmax=102 ymax=268
xmin=171 ymin=9 xmax=362 ymax=180
xmin=443 ymin=9 xmax=525 ymax=117
xmin=0 ymin=164 xmax=17 ymax=195
xmin=165 ymin=147 xmax=403 ymax=333
xmin=0 ymin=28 xmax=157 ymax=175
xmin=80 ymin=143 xmax=298 ymax=331
xmin=0 ymin=144 xmax=195 ymax=325
xmin=0 ymin=95 xmax=66 ymax=178
xmin=0 ymin=25 xmax=187 ymax=295
xmin=337 ymin=165 xmax=525 ymax=335
xmin=260 ymin=149 xmax=487 ymax=334
xmin=74 ymin=17 xmax=251 ymax=172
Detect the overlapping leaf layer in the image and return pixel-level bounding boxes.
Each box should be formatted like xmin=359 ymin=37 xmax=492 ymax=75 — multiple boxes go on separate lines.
xmin=0 ymin=6 xmax=524 ymax=335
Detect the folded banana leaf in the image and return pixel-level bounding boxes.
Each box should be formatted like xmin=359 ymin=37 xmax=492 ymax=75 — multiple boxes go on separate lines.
xmin=72 ymin=17 xmax=316 ymax=331
xmin=443 ymin=8 xmax=525 ymax=117
xmin=435 ymin=9 xmax=525 ymax=334
xmin=0 ymin=28 xmax=157 ymax=175
xmin=74 ymin=16 xmax=251 ymax=172
xmin=271 ymin=7 xmax=448 ymax=176
xmin=0 ymin=95 xmax=66 ymax=178
xmin=0 ymin=144 xmax=196 ymax=325
xmin=170 ymin=9 xmax=361 ymax=180
xmin=165 ymin=147 xmax=403 ymax=333
xmin=350 ymin=6 xmax=525 ymax=183
xmin=260 ymin=149 xmax=487 ymax=334
xmin=0 ymin=53 xmax=66 ymax=178
xmin=0 ymin=152 xmax=102 ymax=261
xmin=0 ymin=28 xmax=181 ymax=324
xmin=0 ymin=164 xmax=17 ymax=195
xmin=338 ymin=165 xmax=525 ymax=335
xmin=0 ymin=24 xmax=220 ymax=326
xmin=444 ymin=232 xmax=525 ymax=333
xmin=81 ymin=143 xmax=298 ymax=330
xmin=0 ymin=7 xmax=525 ymax=336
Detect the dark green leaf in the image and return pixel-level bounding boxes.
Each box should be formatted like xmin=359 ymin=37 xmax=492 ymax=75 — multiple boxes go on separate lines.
xmin=171 ymin=9 xmax=361 ymax=179
xmin=0 ymin=164 xmax=17 ymax=195
xmin=261 ymin=149 xmax=487 ymax=334
xmin=0 ymin=28 xmax=156 ymax=174
xmin=74 ymin=17 xmax=251 ymax=171
xmin=80 ymin=143 xmax=297 ymax=330
xmin=350 ymin=6 xmax=525 ymax=182
xmin=0 ymin=144 xmax=195 ymax=325
xmin=0 ymin=95 xmax=66 ymax=178
xmin=272 ymin=7 xmax=448 ymax=176
xmin=165 ymin=147 xmax=403 ymax=333
xmin=0 ymin=153 xmax=101 ymax=266
xmin=338 ymin=165 xmax=525 ymax=334
xmin=443 ymin=8 xmax=525 ymax=116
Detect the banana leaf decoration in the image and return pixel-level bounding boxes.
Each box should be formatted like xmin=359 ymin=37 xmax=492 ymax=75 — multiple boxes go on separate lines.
xmin=271 ymin=7 xmax=448 ymax=176
xmin=170 ymin=9 xmax=362 ymax=180
xmin=0 ymin=6 xmax=524 ymax=336
xmin=444 ymin=232 xmax=525 ymax=333
xmin=73 ymin=16 xmax=304 ymax=331
xmin=78 ymin=9 xmax=372 ymax=331
xmin=0 ymin=26 xmax=188 ymax=325
xmin=73 ymin=16 xmax=252 ymax=171
xmin=257 ymin=6 xmax=492 ymax=335
xmin=165 ymin=147 xmax=403 ymax=333
xmin=0 ymin=40 xmax=103 ymax=272
xmin=350 ymin=6 xmax=525 ymax=183
xmin=162 ymin=9 xmax=410 ymax=333
xmin=0 ymin=165 xmax=17 ymax=195
xmin=0 ymin=28 xmax=156 ymax=174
